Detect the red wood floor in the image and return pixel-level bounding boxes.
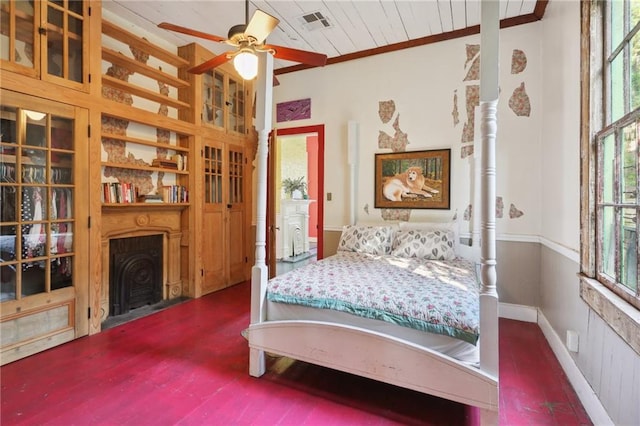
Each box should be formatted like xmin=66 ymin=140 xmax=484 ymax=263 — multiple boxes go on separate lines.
xmin=1 ymin=281 xmax=592 ymax=425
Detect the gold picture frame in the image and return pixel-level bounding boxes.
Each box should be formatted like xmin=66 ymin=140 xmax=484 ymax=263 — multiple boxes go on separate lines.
xmin=374 ymin=149 xmax=451 ymax=209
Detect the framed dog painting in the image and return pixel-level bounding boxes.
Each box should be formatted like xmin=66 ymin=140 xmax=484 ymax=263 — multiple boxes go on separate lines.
xmin=375 ymin=149 xmax=451 ymax=209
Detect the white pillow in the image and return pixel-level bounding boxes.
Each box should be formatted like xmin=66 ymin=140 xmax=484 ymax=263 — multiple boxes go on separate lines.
xmin=337 ymin=225 xmax=394 ymax=255
xmin=398 ymin=221 xmax=460 ymax=254
xmin=391 ymin=229 xmax=456 ymax=260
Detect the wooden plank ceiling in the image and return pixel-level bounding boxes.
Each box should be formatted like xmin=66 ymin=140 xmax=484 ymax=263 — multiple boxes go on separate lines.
xmin=102 ymin=0 xmax=548 ymax=74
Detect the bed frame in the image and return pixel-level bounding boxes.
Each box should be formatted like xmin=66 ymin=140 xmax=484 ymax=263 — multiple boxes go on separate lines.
xmin=247 ymin=3 xmax=500 ymax=424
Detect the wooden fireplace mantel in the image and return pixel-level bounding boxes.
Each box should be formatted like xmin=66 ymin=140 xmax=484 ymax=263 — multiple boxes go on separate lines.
xmin=99 ymin=206 xmax=184 ymax=328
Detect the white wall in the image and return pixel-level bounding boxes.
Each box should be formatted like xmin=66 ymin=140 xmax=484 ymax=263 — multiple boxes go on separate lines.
xmin=272 ymin=23 xmax=544 ymax=241
xmin=539 ymin=0 xmax=582 ymax=251
xmin=538 ymin=3 xmax=638 ymax=425
xmin=270 ymin=3 xmax=640 ymax=424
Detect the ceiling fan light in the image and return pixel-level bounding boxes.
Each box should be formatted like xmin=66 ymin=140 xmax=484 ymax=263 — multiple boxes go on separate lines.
xmin=233 ymin=51 xmax=258 ymax=80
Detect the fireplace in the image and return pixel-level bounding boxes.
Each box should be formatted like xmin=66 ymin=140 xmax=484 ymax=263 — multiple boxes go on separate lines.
xmin=97 ymin=208 xmax=184 ymax=334
xmin=109 ymin=235 xmax=163 ymax=316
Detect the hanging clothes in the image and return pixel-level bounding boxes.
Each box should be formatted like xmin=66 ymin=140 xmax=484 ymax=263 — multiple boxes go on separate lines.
xmin=25 ymin=187 xmax=45 ymax=258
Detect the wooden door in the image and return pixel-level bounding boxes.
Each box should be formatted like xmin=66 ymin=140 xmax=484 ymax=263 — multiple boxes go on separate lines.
xmin=202 ymin=140 xmax=225 ymax=294
xmin=0 ymin=90 xmax=89 ymax=364
xmin=226 ymin=144 xmax=246 ymax=285
xmin=201 ymin=140 xmax=246 ymax=294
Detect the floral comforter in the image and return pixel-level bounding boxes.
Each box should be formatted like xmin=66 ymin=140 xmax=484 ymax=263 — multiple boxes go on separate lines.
xmin=267 ymin=251 xmax=480 ymax=344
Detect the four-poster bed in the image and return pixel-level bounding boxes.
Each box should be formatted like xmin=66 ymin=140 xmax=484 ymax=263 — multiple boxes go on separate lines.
xmin=247 ymin=2 xmax=500 ymax=424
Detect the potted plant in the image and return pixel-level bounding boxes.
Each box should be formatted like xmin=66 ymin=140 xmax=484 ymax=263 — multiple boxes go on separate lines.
xmin=282 ymin=176 xmax=307 ymax=199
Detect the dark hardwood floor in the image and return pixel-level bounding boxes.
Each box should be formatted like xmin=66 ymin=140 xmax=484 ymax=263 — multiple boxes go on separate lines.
xmin=0 ymin=281 xmax=591 ymax=425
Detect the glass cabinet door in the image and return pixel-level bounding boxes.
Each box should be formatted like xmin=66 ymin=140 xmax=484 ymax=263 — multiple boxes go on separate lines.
xmin=0 ymin=0 xmax=87 ymax=88
xmin=201 ymin=70 xmax=246 ymax=134
xmin=45 ymin=0 xmax=84 ymax=83
xmin=1 ymin=105 xmax=75 ymax=301
xmin=228 ymin=76 xmax=245 ymax=134
xmin=0 ymin=0 xmax=38 ymax=75
xmin=202 ymin=70 xmax=224 ymax=128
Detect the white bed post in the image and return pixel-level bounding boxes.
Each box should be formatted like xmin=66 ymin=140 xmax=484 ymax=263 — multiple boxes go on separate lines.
xmin=479 ymin=1 xmax=500 ymax=424
xmin=347 ymin=120 xmax=359 ymax=225
xmin=249 ymin=52 xmax=274 ymax=378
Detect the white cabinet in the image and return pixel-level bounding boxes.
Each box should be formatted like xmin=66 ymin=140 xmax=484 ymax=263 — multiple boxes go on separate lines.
xmin=276 ymin=199 xmax=313 ymax=260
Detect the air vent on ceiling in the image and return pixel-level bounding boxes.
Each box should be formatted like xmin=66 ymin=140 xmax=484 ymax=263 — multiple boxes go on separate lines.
xmin=299 ymin=11 xmax=332 ymax=31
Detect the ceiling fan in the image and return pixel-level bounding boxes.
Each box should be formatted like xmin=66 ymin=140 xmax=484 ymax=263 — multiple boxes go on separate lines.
xmin=158 ymin=1 xmax=327 ymax=80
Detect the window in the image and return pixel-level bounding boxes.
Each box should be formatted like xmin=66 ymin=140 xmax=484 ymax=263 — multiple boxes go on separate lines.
xmin=588 ymin=0 xmax=640 ymax=309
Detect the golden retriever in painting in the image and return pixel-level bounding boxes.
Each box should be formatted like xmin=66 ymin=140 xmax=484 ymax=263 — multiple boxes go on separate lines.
xmin=382 ymin=166 xmax=439 ymax=201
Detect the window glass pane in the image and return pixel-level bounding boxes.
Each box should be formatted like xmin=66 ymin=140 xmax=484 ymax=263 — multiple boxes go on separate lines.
xmin=22 ymin=219 xmax=47 ymax=261
xmin=21 ymin=260 xmax=46 ymax=296
xmin=620 ymin=207 xmax=637 ymax=291
xmin=25 ymin=113 xmax=46 ymax=146
xmin=610 ymin=0 xmax=625 ymax=51
xmin=20 ymin=157 xmax=46 ymax=184
xmin=68 ymin=0 xmax=83 ymax=17
xmin=51 ymin=116 xmax=74 ymax=150
xmin=601 ymin=133 xmax=616 ymax=203
xmin=51 ymin=256 xmax=72 ymax=290
xmin=602 ymin=206 xmax=617 ymax=278
xmin=1 ymin=106 xmax=17 ymax=143
xmin=202 ymin=72 xmax=214 ymax=125
xmin=632 ymin=30 xmax=640 ymax=111
xmin=68 ymin=31 xmax=82 ymax=82
xmin=204 ymin=146 xmax=222 ymax=204
xmin=215 ymin=72 xmax=224 ymax=127
xmin=51 ymin=188 xmax=73 ymax=221
xmin=611 ymin=52 xmax=625 ymax=123
xmin=1 ymin=0 xmax=35 ymax=66
xmin=0 ymin=187 xmax=17 ymax=222
xmin=622 ymin=120 xmax=638 ymax=204
xmin=0 ymin=262 xmax=16 ymax=301
xmin=47 ymin=6 xmax=64 ymax=78
xmin=0 ymin=225 xmax=17 ymax=261
xmin=0 ymin=0 xmax=10 ymax=61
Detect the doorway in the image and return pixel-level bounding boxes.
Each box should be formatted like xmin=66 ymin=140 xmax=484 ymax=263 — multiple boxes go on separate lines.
xmin=268 ymin=125 xmax=324 ymax=277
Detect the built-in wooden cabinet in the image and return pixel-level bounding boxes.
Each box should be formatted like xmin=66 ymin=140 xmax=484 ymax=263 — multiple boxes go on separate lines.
xmin=0 ymin=0 xmax=89 ymax=91
xmin=178 ymin=42 xmax=255 ymax=295
xmin=202 ymin=70 xmax=247 ymax=135
xmin=0 ymin=89 xmax=89 ymax=365
xmin=1 ymin=6 xmax=256 ymax=362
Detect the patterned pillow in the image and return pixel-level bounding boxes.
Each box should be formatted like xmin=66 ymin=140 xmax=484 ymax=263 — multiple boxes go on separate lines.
xmin=391 ymin=229 xmax=456 ymax=260
xmin=337 ymin=225 xmax=394 ymax=255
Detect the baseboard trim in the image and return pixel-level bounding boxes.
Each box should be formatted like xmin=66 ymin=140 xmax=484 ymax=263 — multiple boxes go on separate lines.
xmin=498 ymin=302 xmax=538 ymax=322
xmin=537 ymin=311 xmax=613 ymax=426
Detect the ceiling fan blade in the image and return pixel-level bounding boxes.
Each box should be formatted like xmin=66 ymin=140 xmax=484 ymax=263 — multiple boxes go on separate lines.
xmin=245 ymin=10 xmax=279 ymax=44
xmin=158 ymin=22 xmax=226 ymax=43
xmin=188 ymin=53 xmax=232 ymax=74
xmin=264 ymin=44 xmax=328 ymax=67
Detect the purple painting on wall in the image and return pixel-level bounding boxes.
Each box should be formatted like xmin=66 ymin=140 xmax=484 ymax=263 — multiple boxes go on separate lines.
xmin=277 ymin=98 xmax=311 ymax=122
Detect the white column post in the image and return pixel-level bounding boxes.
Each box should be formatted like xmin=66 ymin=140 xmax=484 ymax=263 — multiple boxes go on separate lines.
xmin=347 ymin=121 xmax=359 ymax=225
xmin=479 ymin=0 xmax=500 ymax=423
xmin=249 ymin=52 xmax=274 ymax=377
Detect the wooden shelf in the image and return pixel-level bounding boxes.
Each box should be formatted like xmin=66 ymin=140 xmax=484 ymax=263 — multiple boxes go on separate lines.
xmin=101 ymin=75 xmax=191 ymax=111
xmin=102 ymin=20 xmax=190 ymax=68
xmin=101 ymin=202 xmax=189 ymax=211
xmin=101 ymin=132 xmax=189 ymax=153
xmin=101 ymin=161 xmax=188 ymax=175
xmin=102 ymin=48 xmax=190 ymax=89
xmin=1 ymin=153 xmax=71 ymax=167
